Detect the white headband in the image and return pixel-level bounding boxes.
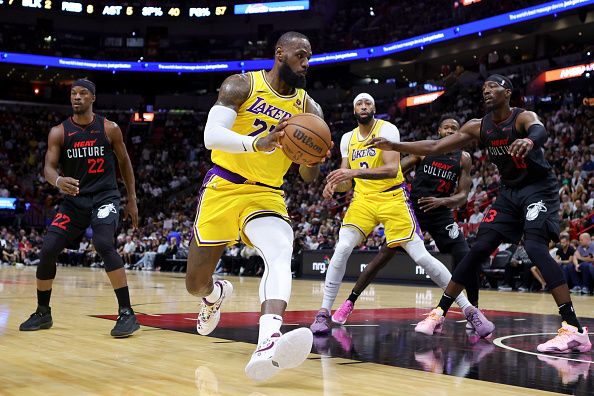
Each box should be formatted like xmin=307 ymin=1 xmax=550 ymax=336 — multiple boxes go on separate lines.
xmin=353 ymin=93 xmax=375 ymax=108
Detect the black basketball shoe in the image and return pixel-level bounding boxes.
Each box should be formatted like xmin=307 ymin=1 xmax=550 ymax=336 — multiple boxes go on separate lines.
xmin=19 ymin=306 xmax=53 ymax=331
xmin=110 ymin=307 xmax=140 ymax=338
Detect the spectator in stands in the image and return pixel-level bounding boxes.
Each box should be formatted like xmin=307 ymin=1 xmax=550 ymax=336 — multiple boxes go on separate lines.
xmin=555 ymin=233 xmax=577 ymax=285
xmin=571 ymin=233 xmax=594 ymax=294
xmin=469 ymin=184 xmax=488 ymax=206
xmin=240 ymin=244 xmax=262 ymax=276
xmin=572 ymin=199 xmax=587 ymax=219
xmin=220 ymin=244 xmax=240 ymax=275
xmin=3 ymin=234 xmax=18 ymax=265
xmin=306 ymin=235 xmax=320 ymax=250
xmin=498 ymin=244 xmax=527 ymax=291
xmin=468 ymin=203 xmax=484 ymax=225
xmin=120 ymin=236 xmax=136 ymax=268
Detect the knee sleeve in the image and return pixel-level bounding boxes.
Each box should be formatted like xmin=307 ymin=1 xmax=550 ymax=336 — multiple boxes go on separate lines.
xmin=320 ymin=227 xmax=362 ymax=310
xmin=36 ymin=232 xmax=69 ymax=280
xmin=244 ymin=216 xmax=294 ymax=303
xmin=451 ymin=229 xmax=502 ymax=286
xmin=328 ymin=227 xmax=362 ymax=275
xmin=92 ymin=223 xmax=124 ymax=272
xmin=524 ymin=232 xmax=566 ymax=290
xmin=403 ymin=235 xmax=471 ymax=309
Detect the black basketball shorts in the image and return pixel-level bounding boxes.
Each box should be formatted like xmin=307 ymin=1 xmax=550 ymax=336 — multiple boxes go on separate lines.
xmin=47 ymin=189 xmax=120 ymax=243
xmin=478 ymin=175 xmax=560 ymax=243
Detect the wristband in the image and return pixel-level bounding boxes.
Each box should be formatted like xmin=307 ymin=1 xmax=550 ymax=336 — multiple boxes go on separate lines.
xmin=55 ymin=176 xmax=62 ymax=188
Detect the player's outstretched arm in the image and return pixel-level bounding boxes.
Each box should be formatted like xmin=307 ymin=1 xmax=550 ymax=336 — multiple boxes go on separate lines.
xmin=299 ymin=95 xmax=327 ymax=182
xmin=368 ymin=119 xmax=481 ymax=156
xmin=107 ymin=120 xmax=138 ymax=228
xmin=45 ymin=125 xmax=79 ymax=196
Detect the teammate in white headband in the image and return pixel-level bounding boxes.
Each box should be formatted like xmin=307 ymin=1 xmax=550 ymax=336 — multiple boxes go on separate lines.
xmin=353 ymin=93 xmax=375 ymax=108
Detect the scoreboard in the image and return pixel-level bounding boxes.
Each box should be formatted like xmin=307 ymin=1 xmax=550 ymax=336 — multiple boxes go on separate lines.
xmin=0 ymin=0 xmax=310 ymax=18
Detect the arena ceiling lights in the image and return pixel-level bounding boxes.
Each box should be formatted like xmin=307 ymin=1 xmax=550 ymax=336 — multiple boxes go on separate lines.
xmin=0 ymin=0 xmax=592 ymax=73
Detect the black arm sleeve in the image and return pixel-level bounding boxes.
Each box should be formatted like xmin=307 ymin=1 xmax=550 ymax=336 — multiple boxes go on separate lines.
xmin=526 ymin=124 xmax=548 ymax=148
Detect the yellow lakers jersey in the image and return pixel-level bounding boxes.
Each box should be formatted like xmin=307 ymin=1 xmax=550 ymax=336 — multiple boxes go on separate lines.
xmin=211 ymin=70 xmax=307 ymax=187
xmin=347 ymin=119 xmax=403 ymax=194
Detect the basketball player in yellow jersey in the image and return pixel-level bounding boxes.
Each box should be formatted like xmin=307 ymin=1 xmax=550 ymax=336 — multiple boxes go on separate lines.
xmin=310 ymin=93 xmax=476 ymax=335
xmin=186 ymin=32 xmax=326 ymax=382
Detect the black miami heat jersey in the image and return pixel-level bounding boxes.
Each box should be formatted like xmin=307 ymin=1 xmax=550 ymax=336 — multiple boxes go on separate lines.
xmin=410 ymin=151 xmax=462 ymax=206
xmin=60 ymin=114 xmax=117 ymax=194
xmin=479 ymin=108 xmax=550 ymax=187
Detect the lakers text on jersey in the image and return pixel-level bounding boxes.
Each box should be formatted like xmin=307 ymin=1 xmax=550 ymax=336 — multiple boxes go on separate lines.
xmin=194 ymin=71 xmax=306 ymax=247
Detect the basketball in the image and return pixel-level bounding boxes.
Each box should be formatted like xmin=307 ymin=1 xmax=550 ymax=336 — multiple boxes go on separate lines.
xmin=280 ymin=113 xmax=332 ymax=166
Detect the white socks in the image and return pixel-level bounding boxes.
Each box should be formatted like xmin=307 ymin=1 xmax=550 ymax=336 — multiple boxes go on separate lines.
xmin=204 ymin=280 xmax=222 ymax=303
xmin=258 ymin=314 xmax=283 ymax=344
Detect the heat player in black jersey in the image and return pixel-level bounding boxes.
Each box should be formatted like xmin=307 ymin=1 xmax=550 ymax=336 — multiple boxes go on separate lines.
xmin=19 ymin=79 xmax=140 ymax=338
xmin=370 ymin=75 xmax=591 ymax=353
xmin=338 ymin=116 xmax=479 ymax=305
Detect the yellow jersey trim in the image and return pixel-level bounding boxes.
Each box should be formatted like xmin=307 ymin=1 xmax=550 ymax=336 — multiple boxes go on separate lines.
xmin=356 ymin=119 xmax=379 ymax=142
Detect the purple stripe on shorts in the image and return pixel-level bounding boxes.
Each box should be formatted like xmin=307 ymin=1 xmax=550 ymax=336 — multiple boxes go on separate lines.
xmin=402 ymin=185 xmax=423 ymax=238
xmin=383 ymin=181 xmax=408 ymax=193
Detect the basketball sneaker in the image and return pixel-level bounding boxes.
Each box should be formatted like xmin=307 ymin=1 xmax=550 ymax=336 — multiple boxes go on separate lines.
xmin=310 ymin=308 xmax=331 ymax=335
xmin=332 ymin=300 xmax=354 ymax=325
xmin=537 ymin=323 xmax=592 ymax=353
xmin=19 ymin=305 xmax=53 ymax=331
xmin=245 ymin=328 xmax=313 ymax=381
xmin=196 ymin=280 xmax=233 ymax=336
xmin=414 ymin=308 xmax=445 ymax=335
xmin=463 ymin=306 xmax=495 ymax=338
xmin=111 ymin=307 xmax=140 ymax=337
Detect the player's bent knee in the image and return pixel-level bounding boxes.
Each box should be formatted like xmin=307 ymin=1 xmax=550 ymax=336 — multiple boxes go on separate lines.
xmin=36 ymin=259 xmax=57 ymax=280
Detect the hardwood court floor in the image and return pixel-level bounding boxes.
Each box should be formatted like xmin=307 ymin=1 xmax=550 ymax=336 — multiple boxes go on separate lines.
xmin=1 ymin=266 xmax=593 ymax=395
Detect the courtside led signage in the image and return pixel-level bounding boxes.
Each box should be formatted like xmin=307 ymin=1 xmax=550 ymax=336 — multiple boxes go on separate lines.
xmin=1 ymin=0 xmax=593 ymax=72
xmin=544 ymin=62 xmax=594 ymax=82
xmin=234 ymin=1 xmax=309 ymax=14
xmin=133 ymin=113 xmax=155 ymax=122
xmin=405 ymin=91 xmax=445 ymax=107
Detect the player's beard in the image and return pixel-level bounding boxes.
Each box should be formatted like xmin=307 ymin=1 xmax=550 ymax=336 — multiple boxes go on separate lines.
xmin=72 ymin=103 xmax=88 ymax=115
xmin=279 ymin=59 xmax=307 ymax=89
xmin=355 ymin=111 xmax=375 ymax=125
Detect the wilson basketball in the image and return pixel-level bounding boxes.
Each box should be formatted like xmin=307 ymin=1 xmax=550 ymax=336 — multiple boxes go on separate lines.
xmin=280 ymin=113 xmax=332 ymax=166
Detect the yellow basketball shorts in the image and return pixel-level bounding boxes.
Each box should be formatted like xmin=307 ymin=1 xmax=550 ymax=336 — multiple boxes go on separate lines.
xmin=193 ymin=169 xmax=290 ymax=247
xmin=342 ymin=185 xmax=422 ymax=248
